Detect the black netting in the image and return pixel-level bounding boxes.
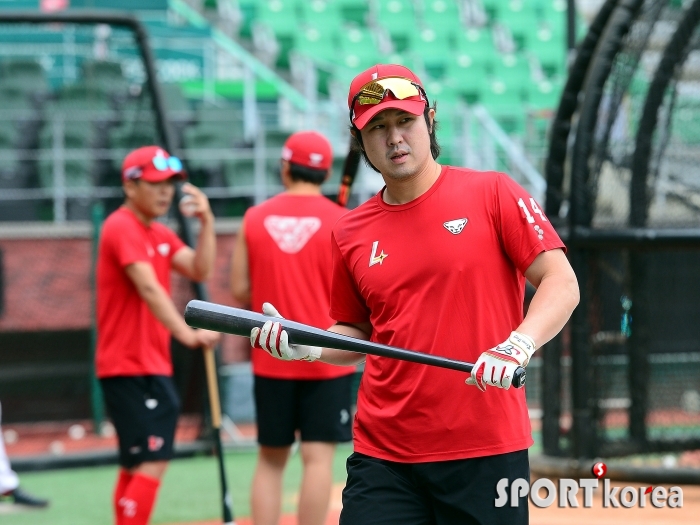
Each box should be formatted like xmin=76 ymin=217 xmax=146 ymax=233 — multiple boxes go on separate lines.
xmin=544 ymin=0 xmax=700 ymax=469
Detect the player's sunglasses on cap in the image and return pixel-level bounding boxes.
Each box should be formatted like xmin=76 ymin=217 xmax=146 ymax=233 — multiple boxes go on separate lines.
xmin=122 ymin=146 xmax=185 ymax=182
xmin=152 ymin=155 xmax=183 ymax=172
xmin=349 ymin=76 xmax=429 ymax=129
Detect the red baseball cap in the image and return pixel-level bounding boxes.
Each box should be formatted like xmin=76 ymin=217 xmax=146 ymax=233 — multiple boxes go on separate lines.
xmin=348 ymin=64 xmax=428 ymax=130
xmin=281 ymin=131 xmax=333 ymax=170
xmin=122 ymin=145 xmax=186 ymax=183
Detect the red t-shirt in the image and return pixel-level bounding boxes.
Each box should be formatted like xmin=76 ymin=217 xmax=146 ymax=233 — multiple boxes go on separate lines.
xmin=96 ymin=207 xmax=186 ymax=378
xmin=245 ymin=193 xmax=354 ymax=380
xmin=330 ymin=166 xmax=565 ymax=462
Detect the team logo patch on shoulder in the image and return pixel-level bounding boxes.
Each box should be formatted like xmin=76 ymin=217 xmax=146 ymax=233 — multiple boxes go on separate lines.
xmin=264 ymin=215 xmax=321 ymax=254
xmin=157 ymin=243 xmax=170 ymax=256
xmin=443 ymin=218 xmax=468 ymax=234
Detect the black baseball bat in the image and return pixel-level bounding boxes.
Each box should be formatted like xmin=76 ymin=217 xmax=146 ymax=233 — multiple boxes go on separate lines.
xmin=336 ymin=141 xmax=361 ymax=207
xmin=184 ymin=300 xmax=526 ymax=388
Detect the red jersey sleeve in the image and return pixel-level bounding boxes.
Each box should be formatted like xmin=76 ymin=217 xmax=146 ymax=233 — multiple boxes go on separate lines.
xmin=104 ymin=217 xmax=150 ymax=268
xmin=329 ymin=231 xmax=370 ymax=323
xmin=493 ymin=173 xmax=566 ymax=274
xmin=162 ymin=225 xmax=187 ymax=262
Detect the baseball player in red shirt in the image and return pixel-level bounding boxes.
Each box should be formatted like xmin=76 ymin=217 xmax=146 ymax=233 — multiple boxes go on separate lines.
xmin=248 ymin=64 xmax=580 ymax=524
xmin=96 ymin=145 xmax=220 ymax=525
xmin=231 ymin=131 xmax=355 ymax=525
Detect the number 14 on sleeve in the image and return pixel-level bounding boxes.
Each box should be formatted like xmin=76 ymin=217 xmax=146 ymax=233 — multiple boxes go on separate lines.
xmin=518 ymin=198 xmax=547 ymax=223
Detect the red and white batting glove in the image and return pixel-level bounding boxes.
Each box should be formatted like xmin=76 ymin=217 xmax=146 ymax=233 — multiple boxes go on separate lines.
xmin=250 ymin=302 xmax=322 ymax=362
xmin=465 ymin=331 xmax=536 ymax=391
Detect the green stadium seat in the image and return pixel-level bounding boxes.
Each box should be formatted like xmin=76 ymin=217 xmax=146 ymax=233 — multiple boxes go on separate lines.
xmin=538 ymin=0 xmax=567 ymax=20
xmin=0 ymin=58 xmax=48 ymax=95
xmin=182 ymin=127 xmax=231 ymax=171
xmin=501 ymin=11 xmax=541 ymax=50
xmin=295 ymin=24 xmax=338 ymax=64
xmin=38 ymin=123 xmax=95 ymax=188
xmin=480 ymin=0 xmax=502 ymax=20
xmin=109 ymin=125 xmax=160 ymax=152
xmin=81 ymin=59 xmax=129 ymax=95
xmin=446 ymin=58 xmax=491 ymax=104
xmin=237 ymin=0 xmax=258 ymax=38
xmin=223 ymin=157 xmax=257 ymax=188
xmin=297 ymin=0 xmax=343 ymax=27
xmin=526 ymin=78 xmax=563 ymax=111
xmin=264 ymin=129 xmax=289 ymax=150
xmin=54 ymin=84 xmax=114 ymax=112
xmin=454 ymin=26 xmax=496 ymax=58
xmin=491 ymin=53 xmax=532 ymax=86
xmin=408 ymin=27 xmax=453 ymax=79
xmin=160 ymin=83 xmax=195 ymax=123
xmin=422 ymin=0 xmax=462 ymax=28
xmin=338 ymin=26 xmax=382 ymax=69
xmin=0 ymin=125 xmax=18 ymax=173
xmin=501 ymin=0 xmax=539 ymax=17
xmin=374 ymin=0 xmax=417 ymax=52
xmin=194 ymin=106 xmax=245 ymax=138
xmin=256 ymin=0 xmax=299 ymax=36
xmin=337 ymin=0 xmax=370 ymax=26
xmin=480 ymin=79 xmax=527 ymax=136
xmin=529 ymin=41 xmax=567 ymax=79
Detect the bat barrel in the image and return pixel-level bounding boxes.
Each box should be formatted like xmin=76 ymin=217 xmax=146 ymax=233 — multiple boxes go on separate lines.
xmin=184 ymin=300 xmax=526 ymax=388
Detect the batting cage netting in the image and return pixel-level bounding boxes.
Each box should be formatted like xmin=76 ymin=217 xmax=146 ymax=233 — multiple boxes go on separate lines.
xmin=542 ymin=0 xmax=700 ymax=479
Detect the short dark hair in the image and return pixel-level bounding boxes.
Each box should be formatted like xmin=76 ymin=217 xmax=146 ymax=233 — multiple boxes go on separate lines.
xmin=288 ymin=162 xmax=328 ymax=185
xmin=350 ymin=103 xmax=440 ymax=173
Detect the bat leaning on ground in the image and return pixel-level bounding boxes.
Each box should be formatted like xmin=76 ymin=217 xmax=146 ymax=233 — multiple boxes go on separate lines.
xmin=185 ymin=300 xmax=526 ymax=389
xmin=203 ymin=346 xmax=236 ymax=525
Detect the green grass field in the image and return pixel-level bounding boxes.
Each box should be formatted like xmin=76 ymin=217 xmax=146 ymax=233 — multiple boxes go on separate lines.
xmin=4 ymin=443 xmax=353 ymax=525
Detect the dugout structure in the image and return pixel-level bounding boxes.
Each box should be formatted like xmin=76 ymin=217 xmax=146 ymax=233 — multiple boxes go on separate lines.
xmin=542 ymin=0 xmax=700 ymax=481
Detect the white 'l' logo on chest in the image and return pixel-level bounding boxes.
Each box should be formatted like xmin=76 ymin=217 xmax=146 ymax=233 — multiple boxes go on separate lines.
xmin=369 ymin=241 xmax=388 ymax=266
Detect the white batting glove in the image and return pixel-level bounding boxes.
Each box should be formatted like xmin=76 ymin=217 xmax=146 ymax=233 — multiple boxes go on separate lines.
xmin=465 ymin=331 xmax=536 ymax=391
xmin=250 ymin=302 xmax=322 ymax=362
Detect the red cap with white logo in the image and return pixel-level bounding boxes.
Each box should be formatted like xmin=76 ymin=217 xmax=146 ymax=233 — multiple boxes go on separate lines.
xmin=281 ymin=131 xmax=333 ymax=170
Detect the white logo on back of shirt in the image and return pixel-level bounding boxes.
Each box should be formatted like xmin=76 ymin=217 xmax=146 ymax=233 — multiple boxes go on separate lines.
xmin=264 ymin=215 xmax=321 ymax=254
xmin=157 ymin=243 xmax=170 ymax=256
xmin=443 ymin=218 xmax=468 ymax=234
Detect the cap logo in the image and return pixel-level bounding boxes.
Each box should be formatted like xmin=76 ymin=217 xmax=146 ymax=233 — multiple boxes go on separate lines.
xmin=124 ymin=166 xmax=142 ymax=180
xmin=281 ymin=147 xmax=293 ymax=161
xmin=357 ymin=81 xmax=385 ymax=105
xmin=309 ymin=153 xmax=323 ymax=166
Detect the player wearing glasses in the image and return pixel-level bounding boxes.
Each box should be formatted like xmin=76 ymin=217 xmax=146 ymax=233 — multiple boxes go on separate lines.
xmin=96 ymin=146 xmax=220 ymax=525
xmin=250 ymin=64 xmax=580 ymax=524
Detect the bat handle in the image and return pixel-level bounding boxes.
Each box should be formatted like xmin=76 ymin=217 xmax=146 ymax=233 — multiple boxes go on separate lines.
xmin=513 ymin=366 xmax=526 ymax=389
xmin=204 ymin=347 xmax=222 ymax=429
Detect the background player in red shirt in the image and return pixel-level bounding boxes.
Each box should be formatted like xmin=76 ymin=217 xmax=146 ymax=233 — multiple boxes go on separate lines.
xmin=249 ymin=64 xmax=580 ymax=525
xmin=96 ymin=145 xmax=220 ymax=525
xmin=230 ymin=131 xmax=355 ymax=525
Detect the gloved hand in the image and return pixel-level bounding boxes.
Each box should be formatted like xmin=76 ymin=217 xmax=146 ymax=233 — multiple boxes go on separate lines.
xmin=250 ymin=302 xmax=322 ymax=362
xmin=465 ymin=331 xmax=536 ymax=391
